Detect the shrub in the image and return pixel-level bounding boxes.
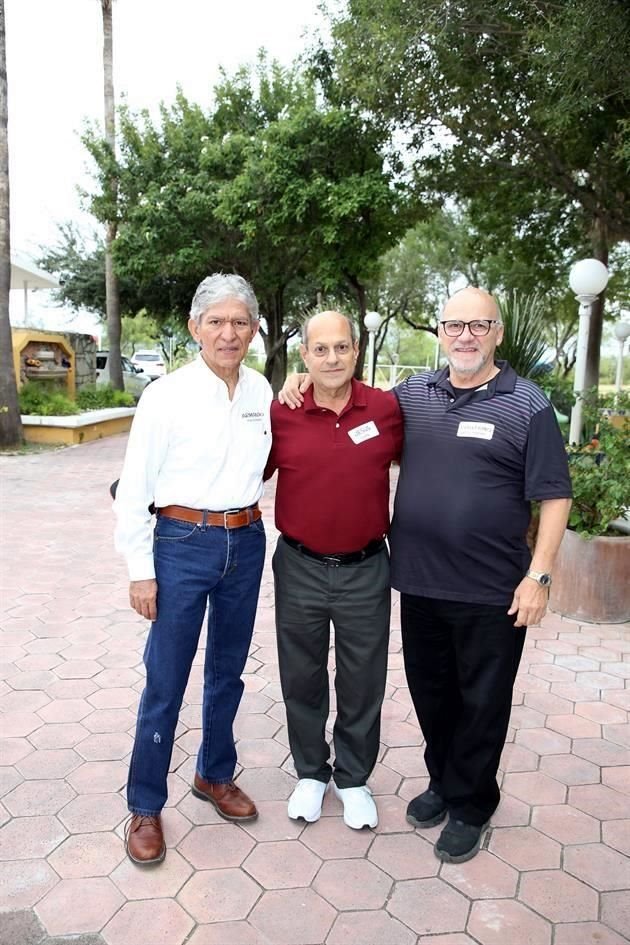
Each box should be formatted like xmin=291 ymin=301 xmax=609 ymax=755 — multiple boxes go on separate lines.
xmin=19 ymin=383 xmax=78 ymax=416
xmin=76 ymin=385 xmax=134 ymax=410
xmin=567 ymin=390 xmax=630 ymax=537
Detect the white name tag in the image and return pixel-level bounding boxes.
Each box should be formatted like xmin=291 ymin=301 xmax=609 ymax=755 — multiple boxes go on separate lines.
xmin=457 ymin=421 xmax=495 ymax=440
xmin=348 ymin=421 xmax=380 ymax=444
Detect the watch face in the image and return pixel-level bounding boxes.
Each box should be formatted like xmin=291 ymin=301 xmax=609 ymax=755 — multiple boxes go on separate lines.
xmin=539 ymin=574 xmax=552 ymax=586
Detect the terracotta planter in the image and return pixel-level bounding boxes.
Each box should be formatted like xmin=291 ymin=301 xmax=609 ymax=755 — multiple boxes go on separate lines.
xmin=549 ymin=528 xmax=630 ymax=623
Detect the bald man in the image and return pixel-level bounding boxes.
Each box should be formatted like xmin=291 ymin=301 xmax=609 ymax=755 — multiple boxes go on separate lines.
xmin=265 ymin=311 xmax=403 ymax=830
xmin=280 ymin=288 xmax=572 ymax=862
xmin=391 ymin=287 xmax=572 ymax=862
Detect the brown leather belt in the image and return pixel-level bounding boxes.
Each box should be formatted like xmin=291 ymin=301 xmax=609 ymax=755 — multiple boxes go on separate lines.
xmin=157 ymin=503 xmax=261 ymax=529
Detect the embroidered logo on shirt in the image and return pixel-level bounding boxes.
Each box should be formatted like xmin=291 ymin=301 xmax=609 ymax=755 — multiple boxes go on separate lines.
xmin=241 ymin=411 xmax=265 ymax=422
xmin=457 ymin=421 xmax=495 ymax=440
xmin=348 ymin=421 xmax=380 ymax=444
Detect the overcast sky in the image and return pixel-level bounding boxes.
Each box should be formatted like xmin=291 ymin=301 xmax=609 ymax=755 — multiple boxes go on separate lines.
xmin=5 ymin=0 xmax=327 ymax=329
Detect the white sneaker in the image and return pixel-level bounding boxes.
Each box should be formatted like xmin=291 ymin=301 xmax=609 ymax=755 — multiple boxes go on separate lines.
xmin=287 ymin=779 xmax=328 ymax=823
xmin=333 ymin=783 xmax=378 ymax=829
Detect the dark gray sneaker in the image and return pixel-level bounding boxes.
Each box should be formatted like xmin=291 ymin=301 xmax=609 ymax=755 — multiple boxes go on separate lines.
xmin=434 ymin=817 xmax=490 ymax=863
xmin=406 ymin=789 xmax=447 ymax=828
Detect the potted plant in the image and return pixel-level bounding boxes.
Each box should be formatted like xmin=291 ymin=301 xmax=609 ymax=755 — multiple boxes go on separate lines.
xmin=549 ymin=391 xmax=630 ymax=623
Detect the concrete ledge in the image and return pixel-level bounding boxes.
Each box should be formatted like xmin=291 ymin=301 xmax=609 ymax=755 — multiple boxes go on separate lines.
xmin=21 ymin=407 xmax=135 ymax=445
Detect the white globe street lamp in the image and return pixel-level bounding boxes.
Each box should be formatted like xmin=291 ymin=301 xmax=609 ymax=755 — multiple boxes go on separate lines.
xmin=568 ymin=258 xmax=609 ymax=445
xmin=364 ymin=310 xmax=382 ymax=387
xmin=613 ymin=321 xmax=630 ymax=395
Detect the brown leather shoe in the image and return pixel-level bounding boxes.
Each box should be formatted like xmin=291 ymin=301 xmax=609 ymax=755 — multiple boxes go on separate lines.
xmin=125 ymin=814 xmax=166 ymax=865
xmin=192 ymin=774 xmax=258 ymax=821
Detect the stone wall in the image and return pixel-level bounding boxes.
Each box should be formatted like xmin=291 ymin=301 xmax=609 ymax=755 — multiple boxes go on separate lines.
xmin=60 ymin=331 xmax=97 ymax=390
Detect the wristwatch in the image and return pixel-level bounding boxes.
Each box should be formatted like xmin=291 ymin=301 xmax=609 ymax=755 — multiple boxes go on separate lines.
xmin=526 ymin=569 xmax=552 ymax=587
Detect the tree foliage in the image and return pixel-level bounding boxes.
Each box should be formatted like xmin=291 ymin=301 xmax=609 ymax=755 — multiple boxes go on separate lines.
xmin=319 ymin=0 xmax=630 ymax=386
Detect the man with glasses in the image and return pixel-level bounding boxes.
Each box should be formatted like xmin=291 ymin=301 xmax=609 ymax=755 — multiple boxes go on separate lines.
xmin=267 ymin=311 xmax=403 ymax=830
xmin=114 ymin=273 xmax=272 ymax=865
xmin=280 ymin=286 xmax=571 ymax=862
xmin=392 ymin=286 xmax=572 ymax=862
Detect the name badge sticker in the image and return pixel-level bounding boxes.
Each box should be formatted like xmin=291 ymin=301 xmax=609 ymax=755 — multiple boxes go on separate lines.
xmin=457 ymin=421 xmax=495 ymax=440
xmin=348 ymin=421 xmax=380 ymax=444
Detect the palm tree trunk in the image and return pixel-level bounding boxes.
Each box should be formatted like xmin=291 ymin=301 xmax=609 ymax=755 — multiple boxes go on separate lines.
xmin=102 ymin=0 xmax=123 ymax=389
xmin=0 ymin=1 xmax=23 ymax=448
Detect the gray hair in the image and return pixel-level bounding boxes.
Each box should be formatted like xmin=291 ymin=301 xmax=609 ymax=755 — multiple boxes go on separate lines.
xmin=190 ymin=273 xmax=259 ymax=324
xmin=301 ymin=311 xmax=358 ymax=346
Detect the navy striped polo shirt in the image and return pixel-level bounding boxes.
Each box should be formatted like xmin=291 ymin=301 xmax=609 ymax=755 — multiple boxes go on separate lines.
xmin=390 ymin=361 xmax=572 ymax=606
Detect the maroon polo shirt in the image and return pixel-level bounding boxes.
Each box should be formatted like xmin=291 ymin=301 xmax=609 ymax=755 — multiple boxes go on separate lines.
xmin=265 ymin=379 xmax=403 ymax=554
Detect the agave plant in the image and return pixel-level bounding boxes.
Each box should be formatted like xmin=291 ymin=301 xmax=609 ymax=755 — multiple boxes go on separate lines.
xmin=496 ymin=292 xmax=550 ymax=380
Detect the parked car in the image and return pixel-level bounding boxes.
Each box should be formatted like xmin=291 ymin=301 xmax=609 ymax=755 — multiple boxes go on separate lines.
xmin=96 ymin=351 xmax=151 ymax=402
xmin=130 ymin=349 xmax=167 ymax=379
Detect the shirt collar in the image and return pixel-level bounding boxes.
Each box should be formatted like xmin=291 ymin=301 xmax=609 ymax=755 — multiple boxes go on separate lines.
xmin=304 ymin=377 xmax=367 ymax=413
xmin=194 ymin=352 xmax=245 ymax=389
xmin=427 ymin=359 xmax=517 ymax=396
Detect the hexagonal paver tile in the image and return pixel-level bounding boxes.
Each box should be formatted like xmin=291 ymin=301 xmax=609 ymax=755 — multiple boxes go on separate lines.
xmin=36 ymin=877 xmax=123 ymax=935
xmin=441 ymin=850 xmax=518 ymax=898
xmin=111 ymin=848 xmax=192 ymax=898
xmin=48 ymin=831 xmax=126 ymax=878
xmin=233 ymin=738 xmax=288 ymax=768
xmin=602 ymin=819 xmax=630 ymax=856
xmin=502 ymin=772 xmax=566 ymax=806
xmin=298 ymin=815 xmax=372 ymax=859
xmin=3 ymin=778 xmax=75 ymax=816
xmin=59 ymin=793 xmax=128 ymax=833
xmin=178 ymin=868 xmax=261 ymax=923
xmin=569 ymin=784 xmax=630 ymax=820
xmin=328 ymin=910 xmax=416 ymax=945
xmin=1 ymin=711 xmax=44 ymax=737
xmin=491 ymin=794 xmax=531 ymax=827
xmin=186 ymin=921 xmax=270 ymax=945
xmin=75 ymin=733 xmax=133 ymax=762
xmin=233 ymin=767 xmax=297 ymax=801
xmin=82 ymin=708 xmax=136 ymax=734
xmin=539 ymin=754 xmax=600 ymax=786
xmin=372 ymin=794 xmax=414 ymax=834
xmin=0 ymin=736 xmax=33 ymax=765
xmin=564 ymin=842 xmax=630 ymax=891
xmin=243 ymin=839 xmax=320 ymax=889
xmin=178 ymin=823 xmax=255 ymax=869
xmin=367 ymin=762 xmax=402 ymax=795
xmin=102 ymin=899 xmax=194 ymax=945
xmin=572 ymin=738 xmax=630 ymax=767
xmin=575 ymin=701 xmax=627 ymax=724
xmin=16 ymin=749 xmax=81 ymax=780
xmin=249 ymin=888 xmax=336 ymax=945
xmin=29 ymin=722 xmax=90 ymax=750
xmin=489 ymin=825 xmax=561 ymax=870
xmin=314 ymin=857 xmax=391 ymax=910
xmin=388 ymin=878 xmax=469 ymax=935
xmin=368 ymin=832 xmax=438 ymax=879
xmin=468 ymin=899 xmax=551 ymax=945
xmin=88 ymin=687 xmax=138 ymax=710
xmin=0 ymin=814 xmax=67 ymax=859
xmin=602 ymin=767 xmax=630 ymax=796
xmin=381 ymin=746 xmax=426 ymax=777
xmin=0 ymin=908 xmax=47 ymax=945
xmin=233 ymin=713 xmax=281 ymax=739
xmin=0 ymin=858 xmax=59 ymax=910
xmin=0 ymin=690 xmax=50 ymax=714
xmin=601 ymin=892 xmax=630 ymax=940
xmin=499 ymin=743 xmax=539 ymax=773
xmin=531 ymin=804 xmax=600 ymax=844
xmin=554 ymin=921 xmax=630 ymax=945
xmin=67 ymin=760 xmax=127 ymax=794
xmin=515 ymin=728 xmax=571 ymax=755
xmin=519 ymin=869 xmax=599 ymax=922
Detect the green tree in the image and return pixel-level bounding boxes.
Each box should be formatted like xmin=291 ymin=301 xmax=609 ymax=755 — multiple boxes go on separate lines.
xmin=320 ymin=0 xmax=630 ymax=388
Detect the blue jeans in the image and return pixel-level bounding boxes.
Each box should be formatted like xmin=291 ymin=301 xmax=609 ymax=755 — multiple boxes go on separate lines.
xmin=127 ymin=514 xmax=266 ymax=815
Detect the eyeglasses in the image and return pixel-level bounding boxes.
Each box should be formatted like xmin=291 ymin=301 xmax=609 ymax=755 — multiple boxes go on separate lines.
xmin=202 ymin=317 xmax=252 ymax=332
xmin=439 ymin=319 xmax=500 ymax=337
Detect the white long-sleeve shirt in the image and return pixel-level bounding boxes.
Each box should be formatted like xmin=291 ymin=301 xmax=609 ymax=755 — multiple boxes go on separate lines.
xmin=114 ymin=355 xmax=272 ymax=581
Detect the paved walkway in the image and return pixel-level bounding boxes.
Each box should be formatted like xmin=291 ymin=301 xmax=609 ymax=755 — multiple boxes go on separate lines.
xmin=0 ymin=435 xmax=628 ymax=945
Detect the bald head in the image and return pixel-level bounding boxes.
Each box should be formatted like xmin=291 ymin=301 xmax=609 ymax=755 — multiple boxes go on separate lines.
xmin=302 ymin=311 xmax=357 ymax=347
xmin=442 ymin=287 xmax=499 ymax=321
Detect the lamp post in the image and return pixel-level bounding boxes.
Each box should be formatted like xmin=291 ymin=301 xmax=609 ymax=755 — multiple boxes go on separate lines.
xmin=364 ymin=310 xmax=382 ymax=387
xmin=613 ymin=321 xmax=630 ymax=395
xmin=568 ymin=258 xmax=609 ymax=445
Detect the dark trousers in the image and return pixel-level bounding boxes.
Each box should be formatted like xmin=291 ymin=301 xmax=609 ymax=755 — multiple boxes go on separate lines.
xmin=273 ymin=537 xmax=391 ymax=788
xmin=401 ymin=593 xmax=526 ymax=826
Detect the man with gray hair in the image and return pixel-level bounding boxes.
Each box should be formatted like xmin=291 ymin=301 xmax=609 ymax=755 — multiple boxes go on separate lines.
xmin=115 ymin=273 xmax=272 ymax=865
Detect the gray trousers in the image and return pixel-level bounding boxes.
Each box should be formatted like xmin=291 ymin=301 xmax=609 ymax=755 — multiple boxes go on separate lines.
xmin=272 ymin=537 xmax=391 ymax=788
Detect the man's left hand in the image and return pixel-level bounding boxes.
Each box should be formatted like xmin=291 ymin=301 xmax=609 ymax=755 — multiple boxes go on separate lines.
xmin=508 ymin=577 xmax=549 ymax=628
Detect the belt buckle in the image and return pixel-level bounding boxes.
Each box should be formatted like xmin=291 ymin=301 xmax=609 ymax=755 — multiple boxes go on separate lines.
xmin=323 ymin=554 xmax=342 ymax=567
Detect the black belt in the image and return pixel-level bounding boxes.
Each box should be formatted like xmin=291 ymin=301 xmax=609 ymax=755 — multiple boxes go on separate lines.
xmin=282 ymin=535 xmax=386 ymax=566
